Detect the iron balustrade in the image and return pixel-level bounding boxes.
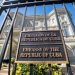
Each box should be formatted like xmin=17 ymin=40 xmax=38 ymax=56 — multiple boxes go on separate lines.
xmin=0 ymin=0 xmax=75 ymax=75
xmin=0 ymin=7 xmax=18 ymax=75
xmin=63 ymin=3 xmax=75 ymax=35
xmin=0 ymin=8 xmax=10 ymax=34
xmin=0 ymin=0 xmax=75 ymax=9
xmin=44 ymin=4 xmax=47 ymax=30
xmin=12 ymin=6 xmax=28 ymax=75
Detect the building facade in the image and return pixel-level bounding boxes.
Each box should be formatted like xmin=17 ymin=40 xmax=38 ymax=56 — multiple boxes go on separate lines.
xmin=0 ymin=8 xmax=75 ymax=74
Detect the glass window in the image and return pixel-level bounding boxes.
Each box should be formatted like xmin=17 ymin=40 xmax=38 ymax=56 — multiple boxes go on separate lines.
xmin=52 ymin=18 xmax=54 ymax=23
xmin=0 ymin=46 xmax=2 ymax=56
xmin=61 ymin=15 xmax=64 ymax=20
xmin=62 ymin=21 xmax=67 ymax=25
xmin=35 ymin=21 xmax=38 ymax=27
xmin=63 ymin=25 xmax=69 ymax=36
xmin=7 ymin=20 xmax=11 ymax=26
xmin=71 ymin=46 xmax=75 ymax=56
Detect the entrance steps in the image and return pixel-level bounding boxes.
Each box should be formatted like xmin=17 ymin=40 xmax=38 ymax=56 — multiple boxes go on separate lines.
xmin=0 ymin=67 xmax=8 ymax=75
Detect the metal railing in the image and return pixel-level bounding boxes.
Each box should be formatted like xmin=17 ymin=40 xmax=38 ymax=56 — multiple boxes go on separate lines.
xmin=0 ymin=0 xmax=75 ymax=75
xmin=0 ymin=7 xmax=18 ymax=75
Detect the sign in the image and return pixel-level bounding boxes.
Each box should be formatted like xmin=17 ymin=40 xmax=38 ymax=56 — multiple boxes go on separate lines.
xmin=15 ymin=30 xmax=68 ymax=64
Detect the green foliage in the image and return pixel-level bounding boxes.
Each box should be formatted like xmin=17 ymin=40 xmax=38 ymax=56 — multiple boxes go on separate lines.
xmin=16 ymin=64 xmax=29 ymax=75
xmin=2 ymin=64 xmax=8 ymax=67
xmin=33 ymin=64 xmax=49 ymax=75
xmin=20 ymin=64 xmax=30 ymax=75
xmin=16 ymin=64 xmax=62 ymax=75
xmin=16 ymin=64 xmax=21 ymax=75
xmin=51 ymin=64 xmax=62 ymax=75
xmin=11 ymin=58 xmax=15 ymax=64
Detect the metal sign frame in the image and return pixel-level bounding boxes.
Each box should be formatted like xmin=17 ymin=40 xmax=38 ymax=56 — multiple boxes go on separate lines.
xmin=15 ymin=30 xmax=68 ymax=64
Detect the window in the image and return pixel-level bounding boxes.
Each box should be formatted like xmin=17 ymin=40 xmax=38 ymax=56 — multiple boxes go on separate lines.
xmin=7 ymin=20 xmax=11 ymax=26
xmin=62 ymin=21 xmax=67 ymax=25
xmin=35 ymin=21 xmax=39 ymax=27
xmin=72 ymin=46 xmax=75 ymax=56
xmin=35 ymin=21 xmax=38 ymax=26
xmin=61 ymin=15 xmax=64 ymax=20
xmin=0 ymin=46 xmax=2 ymax=55
xmin=63 ymin=25 xmax=69 ymax=36
xmin=52 ymin=18 xmax=54 ymax=23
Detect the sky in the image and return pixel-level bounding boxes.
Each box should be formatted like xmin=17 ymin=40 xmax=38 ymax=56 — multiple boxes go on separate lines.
xmin=0 ymin=2 xmax=75 ymax=29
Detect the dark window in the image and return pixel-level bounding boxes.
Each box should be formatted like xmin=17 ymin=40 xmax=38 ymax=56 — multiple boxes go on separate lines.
xmin=52 ymin=18 xmax=54 ymax=23
xmin=63 ymin=26 xmax=69 ymax=36
xmin=72 ymin=46 xmax=75 ymax=56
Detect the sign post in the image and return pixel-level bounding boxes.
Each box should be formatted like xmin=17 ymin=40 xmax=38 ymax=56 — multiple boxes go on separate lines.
xmin=15 ymin=30 xmax=68 ymax=64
